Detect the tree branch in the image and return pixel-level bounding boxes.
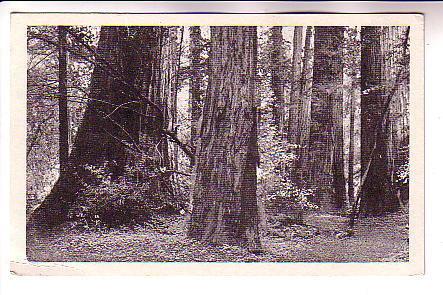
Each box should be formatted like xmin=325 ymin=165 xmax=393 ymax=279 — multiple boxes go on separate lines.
xmin=29 ymin=29 xmax=197 ymax=162
xmin=161 ymin=129 xmax=196 ymax=161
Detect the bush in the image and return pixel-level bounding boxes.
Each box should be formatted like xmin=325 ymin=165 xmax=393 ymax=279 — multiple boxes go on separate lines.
xmin=69 ymin=162 xmax=185 ymax=227
xmin=396 ymin=158 xmax=409 ymax=186
xmin=258 ymin=124 xmax=318 ymax=222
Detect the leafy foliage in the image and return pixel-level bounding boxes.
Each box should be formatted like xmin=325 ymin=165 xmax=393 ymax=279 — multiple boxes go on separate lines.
xmin=257 ymin=124 xmax=318 ymax=217
xmin=69 ymin=161 xmax=189 ymax=227
xmin=26 ymin=26 xmax=98 ymax=202
xmin=257 ymin=28 xmax=318 ymax=220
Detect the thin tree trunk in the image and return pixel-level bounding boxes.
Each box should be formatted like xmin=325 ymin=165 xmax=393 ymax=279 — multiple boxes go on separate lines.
xmin=309 ymin=26 xmax=345 ymax=211
xmin=269 ymin=26 xmax=285 ymax=133
xmin=189 ymin=26 xmax=262 ymax=253
xmin=58 ymin=26 xmax=69 ymax=180
xmin=288 ymin=26 xmax=304 ymax=145
xmin=173 ymin=27 xmax=184 ymax=171
xmin=347 ymin=94 xmax=355 ymax=211
xmin=189 ymin=26 xmax=204 ymax=166
xmin=297 ymin=27 xmax=315 ymax=183
xmin=331 ymin=35 xmax=346 ymax=210
xmin=343 ymin=27 xmax=361 ymax=211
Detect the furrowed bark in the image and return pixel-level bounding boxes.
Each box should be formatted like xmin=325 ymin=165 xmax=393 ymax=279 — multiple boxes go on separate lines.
xmin=29 ymin=27 xmax=168 ymax=228
xmin=58 ymin=26 xmax=69 ymax=180
xmin=309 ymin=26 xmax=345 ymax=211
xmin=189 ymin=26 xmax=262 ymax=253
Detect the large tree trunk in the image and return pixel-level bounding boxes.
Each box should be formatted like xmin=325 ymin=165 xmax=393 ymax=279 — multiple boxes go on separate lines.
xmin=269 ymin=26 xmax=285 ymax=133
xmin=309 ymin=26 xmax=345 ymax=211
xmin=29 ymin=26 xmax=167 ymax=227
xmin=189 ymin=26 xmax=261 ymax=253
xmin=58 ymin=26 xmax=69 ymax=179
xmin=360 ymin=26 xmax=397 ymax=215
xmin=289 ymin=26 xmax=314 ymax=184
xmin=189 ymin=26 xmax=204 ymax=165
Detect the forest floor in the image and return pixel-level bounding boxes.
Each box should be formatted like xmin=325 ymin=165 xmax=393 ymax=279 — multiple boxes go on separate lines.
xmin=26 ymin=211 xmax=409 ymax=262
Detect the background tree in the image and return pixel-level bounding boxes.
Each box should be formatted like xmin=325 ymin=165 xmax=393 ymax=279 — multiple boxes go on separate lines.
xmin=26 ymin=26 xmax=98 ymax=216
xmin=30 ymin=26 xmax=170 ymax=227
xmin=309 ymin=26 xmax=346 ymax=211
xmin=288 ymin=26 xmax=305 ymax=145
xmin=269 ymin=26 xmax=286 ymax=133
xmin=382 ymin=26 xmax=410 ymax=208
xmin=27 ymin=26 xmax=62 ymax=215
xmin=359 ymin=26 xmax=410 ymax=215
xmin=343 ymin=26 xmax=361 ymax=211
xmin=189 ymin=26 xmax=204 ymax=159
xmin=189 ymin=26 xmax=262 ymax=252
xmin=289 ymin=26 xmax=314 ymax=184
xmin=160 ymin=26 xmax=185 ymax=195
xmin=360 ymin=26 xmax=396 ymax=215
xmin=58 ymin=26 xmax=69 ymax=180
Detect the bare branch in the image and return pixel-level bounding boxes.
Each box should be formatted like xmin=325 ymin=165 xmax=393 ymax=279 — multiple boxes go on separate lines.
xmin=161 ymin=129 xmax=196 ymax=161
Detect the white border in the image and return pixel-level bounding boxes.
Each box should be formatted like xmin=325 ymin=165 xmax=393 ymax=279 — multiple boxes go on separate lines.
xmin=9 ymin=12 xmax=424 ymax=277
xmin=0 ymin=1 xmax=440 ymax=294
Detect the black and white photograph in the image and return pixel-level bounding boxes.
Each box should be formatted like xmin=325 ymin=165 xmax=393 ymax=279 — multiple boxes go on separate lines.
xmin=8 ymin=12 xmax=424 ymax=275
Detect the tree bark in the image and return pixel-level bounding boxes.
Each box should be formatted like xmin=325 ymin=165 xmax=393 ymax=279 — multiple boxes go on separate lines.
xmin=29 ymin=26 xmax=167 ymax=227
xmin=360 ymin=26 xmax=397 ymax=215
xmin=288 ymin=27 xmax=304 ymax=145
xmin=381 ymin=26 xmax=410 ymax=205
xmin=189 ymin=26 xmax=204 ymax=166
xmin=189 ymin=26 xmax=262 ymax=252
xmin=309 ymin=26 xmax=345 ymax=211
xmin=58 ymin=26 xmax=69 ymax=179
xmin=160 ymin=26 xmax=183 ymax=193
xmin=269 ymin=26 xmax=285 ymax=133
xmin=342 ymin=27 xmax=362 ymax=211
xmin=289 ymin=26 xmax=314 ymax=183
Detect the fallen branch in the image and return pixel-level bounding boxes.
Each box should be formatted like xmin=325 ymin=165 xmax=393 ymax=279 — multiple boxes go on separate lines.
xmin=161 ymin=129 xmax=196 ymax=161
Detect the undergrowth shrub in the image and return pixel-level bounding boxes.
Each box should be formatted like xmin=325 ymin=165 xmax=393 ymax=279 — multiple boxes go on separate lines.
xmin=69 ymin=162 xmax=187 ymax=228
xmin=258 ymin=124 xmax=318 ymax=224
xmin=395 ymin=141 xmax=410 ymax=208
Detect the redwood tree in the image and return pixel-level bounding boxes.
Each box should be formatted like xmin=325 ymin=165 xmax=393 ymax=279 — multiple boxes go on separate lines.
xmin=189 ymin=26 xmax=204 ymax=149
xmin=309 ymin=26 xmax=346 ymax=211
xmin=382 ymin=26 xmax=410 ymax=207
xmin=269 ymin=26 xmax=285 ymax=132
xmin=360 ymin=26 xmax=396 ymax=215
xmin=343 ymin=26 xmax=361 ymax=210
xmin=359 ymin=26 xmax=409 ymax=215
xmin=288 ymin=26 xmax=304 ymax=146
xmin=58 ymin=26 xmax=69 ymax=180
xmin=30 ymin=26 xmax=168 ymax=227
xmin=189 ymin=26 xmax=261 ymax=252
xmin=289 ymin=26 xmax=314 ymax=183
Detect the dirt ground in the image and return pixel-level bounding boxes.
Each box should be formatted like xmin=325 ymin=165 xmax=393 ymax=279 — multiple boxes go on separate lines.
xmin=26 ymin=212 xmax=409 ymax=262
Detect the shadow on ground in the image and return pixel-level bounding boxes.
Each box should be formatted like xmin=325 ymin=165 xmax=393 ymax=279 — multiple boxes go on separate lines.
xmin=26 ymin=212 xmax=408 ymax=262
